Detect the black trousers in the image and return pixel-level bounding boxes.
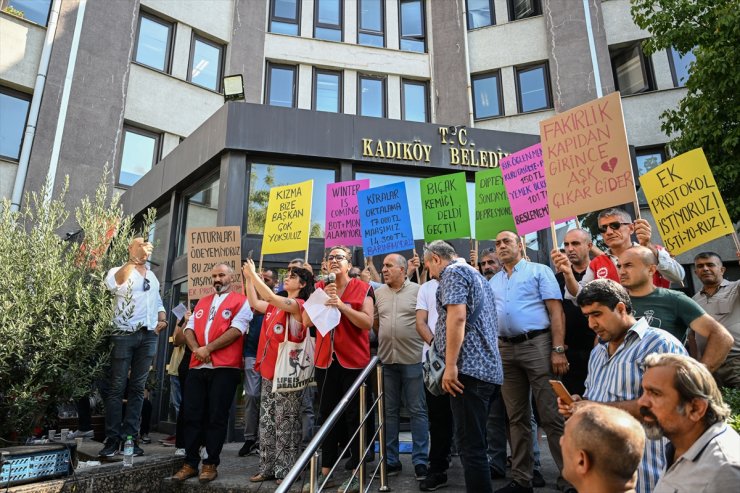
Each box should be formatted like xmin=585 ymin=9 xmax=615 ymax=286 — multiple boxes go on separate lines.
xmin=426 ymin=389 xmax=453 ymax=473
xmin=315 ymin=361 xmax=363 ymax=467
xmin=183 ymin=367 xmax=241 ymax=468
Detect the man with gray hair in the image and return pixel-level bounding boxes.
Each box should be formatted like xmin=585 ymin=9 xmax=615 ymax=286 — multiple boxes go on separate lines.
xmin=374 ymin=253 xmax=428 ymax=480
xmin=423 ymin=240 xmax=502 ymax=493
xmin=638 ymin=353 xmax=740 ymax=492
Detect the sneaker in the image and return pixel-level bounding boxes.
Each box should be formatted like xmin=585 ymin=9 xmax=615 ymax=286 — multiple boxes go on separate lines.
xmin=419 ymin=472 xmax=448 ymax=491
xmin=415 ymin=464 xmax=429 ymax=481
xmin=140 ymin=434 xmax=152 ymax=444
xmin=174 ymin=448 xmax=186 ymax=457
xmin=532 ymin=470 xmax=546 ymax=488
xmin=302 ymin=472 xmax=336 ymax=493
xmin=494 ymin=480 xmax=534 ymax=493
xmin=69 ymin=430 xmax=94 ymax=440
xmin=238 ymin=439 xmax=256 ymax=457
xmin=337 ymin=475 xmax=360 ymax=493
xmin=98 ymin=438 xmax=120 ymax=457
xmin=386 ymin=462 xmax=402 ymax=477
xmin=133 ymin=441 xmax=145 ymax=457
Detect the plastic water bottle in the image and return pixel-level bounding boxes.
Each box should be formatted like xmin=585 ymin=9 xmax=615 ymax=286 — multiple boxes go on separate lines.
xmin=123 ymin=436 xmax=134 ymax=467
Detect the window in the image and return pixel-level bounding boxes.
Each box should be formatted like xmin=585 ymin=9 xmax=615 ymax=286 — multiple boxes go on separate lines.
xmin=134 ymin=13 xmax=174 ymax=73
xmin=668 ymin=47 xmax=695 ymax=88
xmin=358 ymin=0 xmax=384 ymax=47
xmin=508 ymin=0 xmax=541 ymax=21
xmin=248 ymin=164 xmax=334 ymax=238
xmin=635 ymin=147 xmax=666 ymax=204
xmin=399 ymin=0 xmax=425 ymax=53
xmin=472 ymin=72 xmax=502 ymax=119
xmin=610 ymin=43 xmax=655 ymax=96
xmin=467 ymin=0 xmax=494 ymax=29
xmin=0 ymin=87 xmax=31 ymax=161
xmin=177 ymin=175 xmax=220 ymax=255
xmin=358 ymin=75 xmax=385 ymax=118
xmin=313 ymin=70 xmax=342 ymax=113
xmin=402 ymin=80 xmax=428 ymax=122
xmin=266 ymin=64 xmax=297 ymax=108
xmin=118 ymin=125 xmax=161 ymax=187
xmin=5 ymin=0 xmax=51 ymax=26
xmin=270 ymin=0 xmax=300 ymax=35
xmin=515 ymin=63 xmax=552 ymax=113
xmin=188 ymin=35 xmax=223 ymax=91
xmin=314 ymin=0 xmax=342 ymax=41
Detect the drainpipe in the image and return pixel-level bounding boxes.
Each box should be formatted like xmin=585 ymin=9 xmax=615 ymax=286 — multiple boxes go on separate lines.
xmin=460 ymin=0 xmax=474 ymax=126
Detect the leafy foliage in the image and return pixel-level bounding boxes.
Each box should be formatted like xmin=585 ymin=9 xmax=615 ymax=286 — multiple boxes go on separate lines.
xmin=631 ymin=0 xmax=740 ymax=218
xmin=0 ymin=172 xmax=153 ymax=438
xmin=722 ymin=387 xmax=740 ymax=432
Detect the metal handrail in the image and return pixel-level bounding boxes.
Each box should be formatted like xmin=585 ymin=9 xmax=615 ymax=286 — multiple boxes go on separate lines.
xmin=277 ymin=355 xmax=389 ymax=493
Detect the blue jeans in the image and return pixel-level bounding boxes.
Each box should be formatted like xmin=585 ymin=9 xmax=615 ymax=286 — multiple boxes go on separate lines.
xmin=169 ymin=374 xmax=182 ymax=417
xmin=451 ymin=374 xmax=499 ymax=493
xmin=383 ymin=363 xmax=429 ymax=467
xmin=243 ymin=356 xmax=261 ymax=441
xmin=105 ymin=330 xmax=158 ymax=440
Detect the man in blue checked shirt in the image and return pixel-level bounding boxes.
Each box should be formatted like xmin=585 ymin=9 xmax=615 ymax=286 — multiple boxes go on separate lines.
xmin=558 ymin=279 xmax=687 ymax=493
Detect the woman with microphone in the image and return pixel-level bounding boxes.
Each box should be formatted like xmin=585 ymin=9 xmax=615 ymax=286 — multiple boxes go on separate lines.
xmin=303 ymin=246 xmax=374 ymax=492
xmin=242 ymin=259 xmax=314 ymax=485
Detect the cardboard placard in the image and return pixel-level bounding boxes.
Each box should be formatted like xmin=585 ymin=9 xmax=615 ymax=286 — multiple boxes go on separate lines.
xmin=262 ymin=180 xmax=313 ymax=255
xmin=474 ymin=167 xmax=516 ymax=240
xmin=540 ymin=92 xmax=635 ymax=221
xmin=187 ymin=226 xmax=242 ymax=301
xmin=420 ymin=172 xmax=471 ymax=241
xmin=639 ymin=148 xmax=734 ymax=255
xmin=500 ymin=143 xmax=550 ymax=235
xmin=325 ymin=179 xmax=370 ymax=248
xmin=357 ymin=182 xmax=415 ymax=257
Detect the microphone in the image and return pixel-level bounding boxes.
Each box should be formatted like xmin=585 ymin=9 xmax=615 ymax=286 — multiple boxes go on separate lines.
xmin=327 ymin=273 xmax=336 ymax=284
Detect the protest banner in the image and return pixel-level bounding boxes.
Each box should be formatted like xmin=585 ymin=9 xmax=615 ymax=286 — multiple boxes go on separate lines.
xmin=639 ymin=148 xmax=734 ymax=255
xmin=500 ymin=143 xmax=551 ymax=236
xmin=420 ymin=172 xmax=471 ymax=241
xmin=475 ymin=167 xmax=516 ymax=240
xmin=262 ymin=180 xmax=313 ymax=255
xmin=325 ymin=179 xmax=370 ymax=248
xmin=357 ymin=182 xmax=415 ymax=257
xmin=540 ymin=91 xmax=636 ymax=221
xmin=187 ymin=226 xmax=242 ymax=301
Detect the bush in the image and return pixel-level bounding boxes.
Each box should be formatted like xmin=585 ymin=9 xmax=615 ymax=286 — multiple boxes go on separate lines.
xmin=722 ymin=387 xmax=740 ymax=433
xmin=0 ymin=173 xmax=152 ymax=439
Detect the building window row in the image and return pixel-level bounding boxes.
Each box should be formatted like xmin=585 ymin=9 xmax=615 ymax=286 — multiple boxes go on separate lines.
xmin=609 ymin=42 xmax=694 ymax=95
xmin=466 ymin=0 xmax=541 ymax=30
xmin=134 ymin=11 xmax=224 ymax=92
xmin=265 ymin=64 xmax=428 ymax=122
xmin=472 ymin=62 xmax=552 ymax=120
xmin=268 ymin=0 xmax=424 ymax=52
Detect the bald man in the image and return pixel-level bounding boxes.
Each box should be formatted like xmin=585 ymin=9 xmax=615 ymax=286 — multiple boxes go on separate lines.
xmin=617 ymin=246 xmax=732 ymax=372
xmin=561 ymin=403 xmax=645 ymax=493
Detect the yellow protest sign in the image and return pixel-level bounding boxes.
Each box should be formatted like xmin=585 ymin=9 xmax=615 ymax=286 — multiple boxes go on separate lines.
xmin=187 ymin=226 xmax=242 ymax=301
xmin=262 ymin=180 xmax=313 ymax=254
xmin=540 ymin=92 xmax=636 ymax=221
xmin=639 ymin=148 xmax=733 ymax=255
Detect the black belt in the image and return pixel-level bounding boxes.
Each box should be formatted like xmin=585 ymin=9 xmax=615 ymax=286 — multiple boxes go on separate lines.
xmin=499 ymin=328 xmax=550 ymax=344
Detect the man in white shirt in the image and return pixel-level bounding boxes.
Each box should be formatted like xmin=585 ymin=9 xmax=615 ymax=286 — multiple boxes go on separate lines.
xmin=99 ymin=238 xmax=167 ymax=458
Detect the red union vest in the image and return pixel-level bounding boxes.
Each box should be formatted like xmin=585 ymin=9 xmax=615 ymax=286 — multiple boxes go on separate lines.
xmin=315 ymin=278 xmax=371 ymax=369
xmin=589 ymin=247 xmax=671 ymax=288
xmin=190 ymin=291 xmax=247 ymax=369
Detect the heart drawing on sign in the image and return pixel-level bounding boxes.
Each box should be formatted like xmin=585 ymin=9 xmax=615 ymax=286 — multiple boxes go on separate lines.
xmin=601 ymin=157 xmax=618 ymax=173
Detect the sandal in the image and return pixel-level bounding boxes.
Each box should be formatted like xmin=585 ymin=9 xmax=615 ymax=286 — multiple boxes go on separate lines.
xmin=250 ymin=473 xmax=275 ymax=482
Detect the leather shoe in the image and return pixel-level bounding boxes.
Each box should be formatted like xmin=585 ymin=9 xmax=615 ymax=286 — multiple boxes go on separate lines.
xmin=172 ymin=464 xmax=198 ymax=482
xmin=199 ymin=463 xmax=218 ymax=483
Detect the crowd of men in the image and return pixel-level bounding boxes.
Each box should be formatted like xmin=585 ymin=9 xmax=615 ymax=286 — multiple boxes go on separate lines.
xmin=96 ymin=205 xmax=740 ymax=493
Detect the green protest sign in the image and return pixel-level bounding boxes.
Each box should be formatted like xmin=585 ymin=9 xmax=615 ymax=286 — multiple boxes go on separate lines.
xmin=475 ymin=167 xmax=516 ymax=240
xmin=420 ymin=172 xmax=471 ymax=241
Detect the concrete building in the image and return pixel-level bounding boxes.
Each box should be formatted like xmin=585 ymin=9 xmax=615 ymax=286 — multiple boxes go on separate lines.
xmin=2 ymin=0 xmax=735 ymax=427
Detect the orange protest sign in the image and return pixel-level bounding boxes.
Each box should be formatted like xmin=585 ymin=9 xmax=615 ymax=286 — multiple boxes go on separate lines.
xmin=540 ymin=92 xmax=636 ymax=221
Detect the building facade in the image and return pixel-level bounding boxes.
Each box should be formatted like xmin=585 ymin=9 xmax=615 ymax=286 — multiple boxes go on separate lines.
xmin=2 ymin=0 xmax=736 ymax=428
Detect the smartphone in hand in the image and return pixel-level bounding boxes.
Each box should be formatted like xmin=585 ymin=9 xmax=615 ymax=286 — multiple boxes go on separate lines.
xmin=549 ymin=379 xmax=574 ymax=405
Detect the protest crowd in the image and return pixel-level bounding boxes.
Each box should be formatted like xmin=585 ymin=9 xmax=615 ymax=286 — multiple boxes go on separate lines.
xmin=90 ymin=94 xmax=740 ymax=493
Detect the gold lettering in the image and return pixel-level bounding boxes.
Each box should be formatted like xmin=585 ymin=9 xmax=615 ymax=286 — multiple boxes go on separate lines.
xmin=480 ymin=151 xmax=489 ymax=168
xmin=402 ymin=142 xmax=413 ymax=160
xmin=450 ymin=147 xmax=460 ymax=164
xmin=422 ymin=144 xmax=431 ymax=162
xmin=491 ymin=151 xmax=499 ymax=168
xmin=385 ymin=141 xmax=397 ymax=159
xmin=438 ymin=127 xmax=449 ymax=144
xmin=470 ymin=149 xmax=479 ymax=167
xmin=362 ymin=139 xmax=373 ymax=157
xmin=461 ymin=148 xmax=470 ymax=165
xmin=375 ymin=141 xmax=385 ymax=158
xmin=458 ymin=128 xmax=468 ymax=146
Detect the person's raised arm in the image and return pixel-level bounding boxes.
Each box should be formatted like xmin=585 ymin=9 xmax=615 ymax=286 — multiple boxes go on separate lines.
xmin=241 ymin=261 xmax=268 ymax=314
xmin=551 ymin=249 xmax=581 ymax=298
xmin=243 ymin=259 xmax=301 ymax=315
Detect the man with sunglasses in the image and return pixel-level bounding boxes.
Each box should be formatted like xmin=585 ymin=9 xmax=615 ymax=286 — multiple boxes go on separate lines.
xmin=555 ymin=208 xmax=685 ymax=302
xmin=100 ymin=238 xmax=167 ymax=458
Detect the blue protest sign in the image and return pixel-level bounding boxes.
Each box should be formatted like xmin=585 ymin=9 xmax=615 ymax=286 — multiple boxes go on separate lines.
xmin=358 ymin=182 xmax=415 ymax=256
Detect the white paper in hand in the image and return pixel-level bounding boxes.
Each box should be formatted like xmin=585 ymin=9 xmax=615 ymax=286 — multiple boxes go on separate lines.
xmin=304 ymin=288 xmax=341 ymax=337
xmin=172 ymin=303 xmax=187 ymax=321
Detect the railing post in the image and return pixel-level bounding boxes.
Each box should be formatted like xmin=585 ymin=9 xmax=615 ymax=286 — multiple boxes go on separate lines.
xmin=376 ymin=364 xmax=390 ymax=491
xmin=309 ymin=452 xmax=318 ymax=493
xmin=359 ymin=382 xmax=366 ymax=493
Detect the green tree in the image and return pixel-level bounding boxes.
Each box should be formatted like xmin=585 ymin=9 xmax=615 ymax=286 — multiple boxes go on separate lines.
xmin=0 ymin=172 xmax=153 ymax=438
xmin=631 ymin=0 xmax=740 ymax=218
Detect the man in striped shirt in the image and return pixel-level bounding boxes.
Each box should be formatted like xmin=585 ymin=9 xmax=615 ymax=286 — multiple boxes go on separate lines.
xmin=557 ymin=279 xmax=686 ymax=493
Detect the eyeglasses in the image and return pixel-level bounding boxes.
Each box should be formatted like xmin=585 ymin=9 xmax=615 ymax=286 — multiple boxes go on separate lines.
xmin=143 ymin=278 xmax=151 ymax=292
xmin=327 ymin=255 xmax=346 ymax=262
xmin=597 ymin=222 xmax=632 ymax=233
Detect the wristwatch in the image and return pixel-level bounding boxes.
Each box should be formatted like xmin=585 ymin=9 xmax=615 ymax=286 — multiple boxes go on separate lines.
xmin=552 ymin=346 xmax=565 ymax=354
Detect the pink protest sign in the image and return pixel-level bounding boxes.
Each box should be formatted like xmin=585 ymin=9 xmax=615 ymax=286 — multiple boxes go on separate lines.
xmin=500 ymin=143 xmax=550 ymax=236
xmin=325 ymin=179 xmax=370 ymax=248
